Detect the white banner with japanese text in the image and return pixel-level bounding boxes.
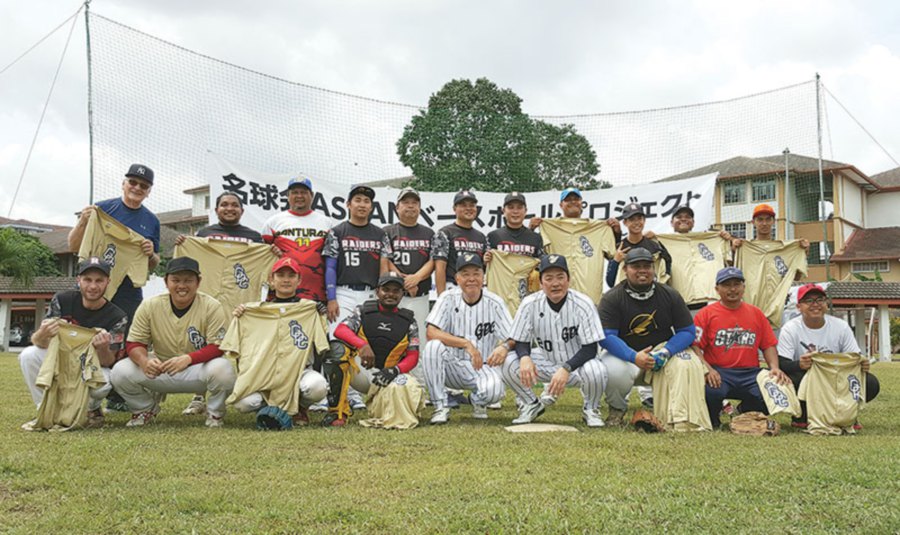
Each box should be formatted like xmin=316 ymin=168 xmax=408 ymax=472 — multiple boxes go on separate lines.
xmin=207 ymin=152 xmax=718 ymax=234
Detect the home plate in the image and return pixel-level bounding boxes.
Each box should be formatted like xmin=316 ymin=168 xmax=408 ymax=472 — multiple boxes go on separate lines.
xmin=504 ymin=423 xmax=579 ymax=433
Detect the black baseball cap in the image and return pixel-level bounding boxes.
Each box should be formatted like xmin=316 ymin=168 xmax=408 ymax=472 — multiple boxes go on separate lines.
xmin=166 ymin=257 xmax=201 ymax=275
xmin=539 ymin=254 xmax=569 ymax=275
xmin=77 ymin=257 xmax=111 ymax=276
xmin=397 ymin=187 xmax=420 ymax=202
xmin=377 ymin=271 xmax=404 ymax=288
xmin=456 ymin=253 xmax=484 ymax=271
xmin=672 ymin=205 xmax=694 ymax=218
xmin=348 ymin=184 xmax=375 ymax=201
xmin=453 ymin=190 xmax=477 ymax=205
xmin=624 ymin=247 xmax=654 ymax=265
xmin=622 ymin=202 xmax=644 ymax=220
xmin=125 ymin=164 xmax=154 ymax=185
xmin=504 ymin=192 xmax=527 ymax=206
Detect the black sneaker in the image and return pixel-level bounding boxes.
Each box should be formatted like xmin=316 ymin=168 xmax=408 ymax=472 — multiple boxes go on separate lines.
xmin=105 ymin=390 xmax=130 ymax=412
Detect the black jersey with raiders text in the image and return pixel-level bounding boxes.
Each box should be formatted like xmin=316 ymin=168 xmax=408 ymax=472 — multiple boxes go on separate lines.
xmin=488 ymin=225 xmax=544 ymax=258
xmin=323 ymin=221 xmax=392 ymax=288
xmin=384 ymin=222 xmax=434 ymax=296
xmin=432 ymin=223 xmax=487 ymax=283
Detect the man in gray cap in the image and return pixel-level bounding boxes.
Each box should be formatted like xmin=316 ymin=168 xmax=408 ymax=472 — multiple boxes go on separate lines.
xmin=18 ymin=258 xmax=128 ymax=429
xmin=598 ymin=248 xmax=700 ymax=427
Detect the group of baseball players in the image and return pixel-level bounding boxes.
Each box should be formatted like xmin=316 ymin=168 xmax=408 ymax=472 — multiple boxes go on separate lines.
xmin=18 ymin=164 xmax=881 ymax=433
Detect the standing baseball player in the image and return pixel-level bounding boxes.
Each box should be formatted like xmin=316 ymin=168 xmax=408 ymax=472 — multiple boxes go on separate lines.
xmin=432 ymin=190 xmax=487 ymax=296
xmin=383 ymin=186 xmax=434 ymax=389
xmin=322 ymin=272 xmax=422 ymax=427
xmin=605 ymin=202 xmax=672 ymax=288
xmin=261 ymin=174 xmax=334 ymax=303
xmin=18 ymin=258 xmax=128 ymax=429
xmin=486 ymin=192 xmax=543 ymax=259
xmin=111 ymin=257 xmax=236 ymax=428
xmin=424 ymin=254 xmax=513 ymax=424
xmin=501 ymin=254 xmax=608 ymax=427
xmin=598 ymin=248 xmax=706 ymax=428
xmin=67 ymin=163 xmax=160 ymax=412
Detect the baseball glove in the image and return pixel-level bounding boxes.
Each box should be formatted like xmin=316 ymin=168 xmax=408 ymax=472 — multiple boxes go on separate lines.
xmin=630 ymin=409 xmax=665 ymax=433
xmin=256 ymin=406 xmax=293 ymax=431
xmin=729 ymin=411 xmax=779 ymax=436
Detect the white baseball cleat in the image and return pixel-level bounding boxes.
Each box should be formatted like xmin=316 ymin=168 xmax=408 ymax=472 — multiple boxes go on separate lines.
xmin=205 ymin=413 xmax=225 ymax=428
xmin=472 ymin=404 xmax=488 ymax=420
xmin=539 ymin=391 xmax=558 ymax=407
xmin=582 ymin=407 xmax=605 ymax=428
xmin=182 ymin=395 xmax=206 ymax=415
xmin=348 ymin=390 xmax=366 ymax=411
xmin=512 ymin=400 xmax=545 ymax=425
xmin=486 ymin=401 xmax=502 ymax=410
xmin=126 ymin=404 xmax=160 ymax=428
xmin=429 ymin=407 xmax=451 ymax=425
xmin=308 ymin=400 xmax=328 ymax=412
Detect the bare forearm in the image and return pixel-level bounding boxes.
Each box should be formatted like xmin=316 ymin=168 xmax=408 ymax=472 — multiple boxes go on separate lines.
xmin=67 ymin=224 xmax=86 ymax=252
xmin=762 ymin=347 xmax=780 ymax=371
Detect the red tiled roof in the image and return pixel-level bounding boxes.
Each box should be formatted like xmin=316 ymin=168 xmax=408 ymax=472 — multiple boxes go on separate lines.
xmin=831 ymin=227 xmax=900 ymax=261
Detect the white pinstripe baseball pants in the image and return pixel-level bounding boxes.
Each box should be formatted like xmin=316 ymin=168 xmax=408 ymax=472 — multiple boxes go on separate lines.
xmin=422 ymin=340 xmax=505 ymax=408
xmin=500 ymin=348 xmax=607 ymax=410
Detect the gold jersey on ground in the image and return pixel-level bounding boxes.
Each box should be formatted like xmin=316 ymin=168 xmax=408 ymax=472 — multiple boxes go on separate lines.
xmin=174 ymin=237 xmax=278 ymax=312
xmin=78 ymin=208 xmax=148 ymax=300
xmin=798 ymin=353 xmax=867 ymax=435
xmin=656 ymin=232 xmax=729 ymax=305
xmin=33 ymin=321 xmax=106 ymax=431
xmin=486 ymin=251 xmax=540 ymax=317
xmin=735 ymin=240 xmax=808 ymax=328
xmin=127 ymin=292 xmax=228 ymax=360
xmin=644 ymin=346 xmax=711 ymax=432
xmin=222 ymin=301 xmax=329 ymax=414
xmin=540 ymin=218 xmax=616 ymax=305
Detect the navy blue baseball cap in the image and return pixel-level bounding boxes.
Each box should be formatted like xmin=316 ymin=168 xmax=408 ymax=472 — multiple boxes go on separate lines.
xmin=286 ymin=174 xmax=313 ymax=191
xmin=539 ymin=254 xmax=569 ymax=274
xmin=456 ymin=253 xmax=484 ymax=271
xmin=715 ymin=266 xmax=745 ymax=285
xmin=559 ymin=187 xmax=582 ymax=201
xmin=125 ymin=164 xmax=154 ymax=185
xmin=624 ymin=247 xmax=654 ymax=265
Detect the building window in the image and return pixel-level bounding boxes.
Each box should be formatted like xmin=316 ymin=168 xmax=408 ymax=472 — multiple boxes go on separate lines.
xmin=204 ymin=195 xmax=210 ymax=209
xmin=851 ymin=260 xmax=889 ymax=273
xmin=808 ymin=241 xmax=834 ymax=265
xmin=724 ymin=223 xmax=747 ymax=239
xmin=723 ymin=181 xmax=746 ymax=205
xmin=752 ymin=177 xmax=776 ymax=202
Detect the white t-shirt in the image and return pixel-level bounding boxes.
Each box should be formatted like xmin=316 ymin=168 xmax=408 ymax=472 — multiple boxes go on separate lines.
xmin=776 ymin=315 xmax=860 ymax=361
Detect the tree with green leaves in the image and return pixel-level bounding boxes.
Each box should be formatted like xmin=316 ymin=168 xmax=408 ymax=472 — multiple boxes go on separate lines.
xmin=397 ymin=78 xmax=601 ymax=192
xmin=0 ymin=228 xmax=62 ymax=286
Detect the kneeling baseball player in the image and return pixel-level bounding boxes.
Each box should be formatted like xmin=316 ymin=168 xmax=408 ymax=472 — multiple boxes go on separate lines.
xmin=322 ymin=272 xmax=423 ymax=427
xmin=501 ymin=254 xmax=608 ymax=427
xmin=423 ymin=254 xmax=514 ymax=424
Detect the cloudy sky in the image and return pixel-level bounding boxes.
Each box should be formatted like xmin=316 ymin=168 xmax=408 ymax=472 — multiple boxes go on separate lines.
xmin=2 ymin=0 xmax=898 ymax=225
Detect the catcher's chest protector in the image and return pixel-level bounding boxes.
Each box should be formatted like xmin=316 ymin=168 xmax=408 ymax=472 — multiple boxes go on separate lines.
xmin=359 ymin=301 xmax=413 ymax=369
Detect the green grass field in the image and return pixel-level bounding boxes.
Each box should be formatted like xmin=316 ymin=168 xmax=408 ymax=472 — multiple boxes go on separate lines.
xmin=1 ymin=353 xmax=898 ymax=534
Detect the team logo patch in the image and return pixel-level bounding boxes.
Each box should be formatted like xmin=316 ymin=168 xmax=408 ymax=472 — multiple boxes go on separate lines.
xmin=764 ymin=381 xmax=789 ymax=408
xmin=676 ymin=351 xmax=691 ymax=360
xmin=393 ymin=374 xmax=408 ymax=386
xmin=579 ymin=236 xmax=594 ymax=257
xmin=774 ymin=255 xmax=789 ymax=278
xmin=187 ymin=326 xmax=206 ymax=350
xmin=626 ymin=311 xmax=658 ymax=337
xmin=698 ymin=243 xmax=715 ymax=261
xmin=475 ymin=321 xmax=496 ymax=339
xmin=548 ymin=254 xmax=560 ymax=263
xmin=233 ymin=263 xmax=250 ymax=289
xmin=78 ymin=351 xmax=89 ymax=382
xmin=848 ymin=374 xmax=862 ymax=402
xmin=464 ymin=253 xmax=474 ymax=262
xmin=288 ymin=320 xmax=309 ymax=350
xmin=377 ymin=322 xmax=392 ymax=332
xmin=517 ymin=278 xmax=528 ymax=299
xmin=103 ymin=243 xmax=117 ymax=267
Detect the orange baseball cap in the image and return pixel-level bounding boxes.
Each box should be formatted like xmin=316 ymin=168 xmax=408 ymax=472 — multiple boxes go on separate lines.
xmin=753 ymin=204 xmax=776 ymax=218
xmin=271 ymin=257 xmax=301 ymax=274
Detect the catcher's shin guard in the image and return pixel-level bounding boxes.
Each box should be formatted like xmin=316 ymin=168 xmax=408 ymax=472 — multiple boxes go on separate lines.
xmin=324 ymin=340 xmax=355 ymax=419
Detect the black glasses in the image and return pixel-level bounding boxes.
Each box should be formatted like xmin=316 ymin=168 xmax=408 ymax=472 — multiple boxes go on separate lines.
xmin=800 ymin=297 xmax=827 ymax=305
xmin=127 ymin=178 xmax=150 ymax=190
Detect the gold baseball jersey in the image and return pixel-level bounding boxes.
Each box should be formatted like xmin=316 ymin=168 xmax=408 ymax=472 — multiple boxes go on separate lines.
xmin=486 ymin=251 xmax=540 ymax=316
xmin=174 ymin=237 xmax=278 ymax=313
xmin=645 ymin=346 xmax=711 ymax=432
xmin=358 ymin=374 xmax=426 ymax=430
xmin=127 ymin=292 xmax=228 ymax=360
xmin=755 ymin=369 xmax=801 ymax=417
xmin=540 ymin=218 xmax=617 ymax=305
xmin=78 ymin=207 xmax=148 ymax=300
xmin=614 ymin=250 xmax=671 ymax=287
xmin=656 ymin=232 xmax=729 ymax=305
xmin=33 ymin=321 xmax=107 ymax=431
xmin=222 ymin=301 xmax=329 ymax=414
xmin=736 ymin=240 xmax=808 ymax=328
xmin=798 ymin=353 xmax=867 ymax=435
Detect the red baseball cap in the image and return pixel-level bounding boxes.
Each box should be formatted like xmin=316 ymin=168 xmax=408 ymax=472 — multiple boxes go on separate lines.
xmin=797 ymin=283 xmax=826 ymax=302
xmin=271 ymin=257 xmax=300 ymax=274
xmin=753 ymin=204 xmax=776 ymax=218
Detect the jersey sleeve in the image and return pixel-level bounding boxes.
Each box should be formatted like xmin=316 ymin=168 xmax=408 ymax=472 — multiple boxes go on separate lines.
xmin=380 ymin=233 xmax=392 ymax=257
xmin=837 ymin=320 xmax=861 ymax=353
xmin=150 ymin=216 xmax=161 ymax=253
xmin=493 ymin=297 xmax=514 ymax=341
xmin=407 ymin=320 xmax=420 ymax=353
xmin=47 ymin=293 xmax=62 ymax=319
xmin=692 ymin=307 xmax=710 ymax=352
xmin=126 ymin=300 xmax=153 ymax=345
xmin=340 ymin=305 xmax=364 ymax=334
xmin=260 ymin=215 xmax=276 ymax=243
xmin=775 ymin=318 xmax=801 ymax=360
xmin=756 ymin=307 xmax=778 ymax=350
xmin=578 ymin=299 xmax=605 ymax=345
xmin=669 ymin=289 xmax=694 ymax=330
xmin=425 ymin=292 xmax=452 ymax=330
xmin=509 ymin=297 xmax=535 ymax=343
xmin=204 ymin=298 xmax=229 ymax=346
xmin=322 ymin=229 xmax=340 ymax=259
xmin=431 ymin=230 xmax=449 ymax=260
xmin=218 ymin=315 xmax=242 ymax=356
xmin=597 ymin=292 xmax=618 ymax=332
